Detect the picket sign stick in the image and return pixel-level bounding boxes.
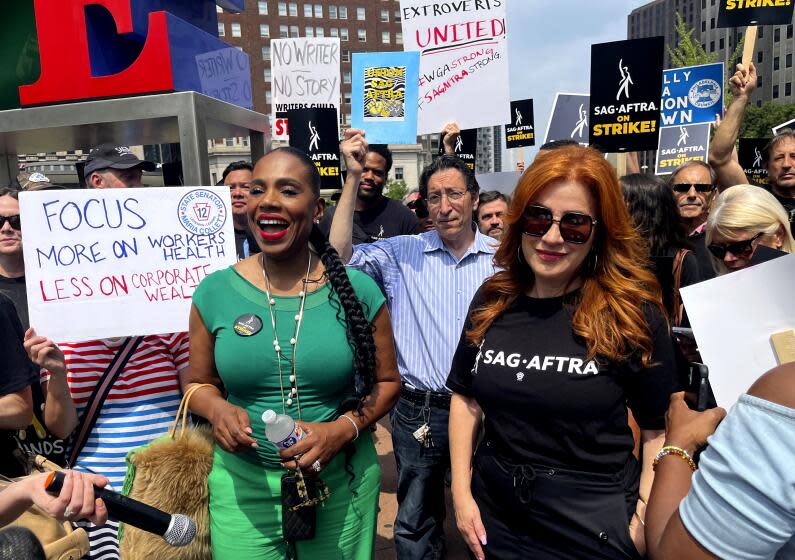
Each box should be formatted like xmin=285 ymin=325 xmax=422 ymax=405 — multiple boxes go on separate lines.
xmin=615 ymin=152 xmax=627 ymax=178
xmin=742 ymin=25 xmax=758 ymax=68
xmin=517 ymin=146 xmax=525 ymax=166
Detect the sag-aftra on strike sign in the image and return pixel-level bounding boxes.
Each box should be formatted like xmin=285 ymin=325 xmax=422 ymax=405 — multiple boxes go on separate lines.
xmin=718 ymin=0 xmax=795 ymax=27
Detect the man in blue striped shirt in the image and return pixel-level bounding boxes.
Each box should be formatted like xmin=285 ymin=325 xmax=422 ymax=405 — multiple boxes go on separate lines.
xmin=332 ymin=128 xmax=498 ymax=559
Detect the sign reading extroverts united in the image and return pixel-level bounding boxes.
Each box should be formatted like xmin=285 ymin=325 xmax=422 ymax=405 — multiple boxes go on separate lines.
xmin=400 ymin=0 xmax=511 ymax=135
xmin=589 ymin=37 xmax=665 ymax=152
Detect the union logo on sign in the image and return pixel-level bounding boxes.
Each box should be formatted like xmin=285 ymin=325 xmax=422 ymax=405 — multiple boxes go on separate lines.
xmin=689 ymin=79 xmax=721 ymax=109
xmin=192 ymin=203 xmax=212 ymax=224
xmin=178 ymin=189 xmax=227 ymax=235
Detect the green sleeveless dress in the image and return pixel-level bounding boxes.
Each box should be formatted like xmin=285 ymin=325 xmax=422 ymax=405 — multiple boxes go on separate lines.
xmin=192 ymin=266 xmax=386 ymax=560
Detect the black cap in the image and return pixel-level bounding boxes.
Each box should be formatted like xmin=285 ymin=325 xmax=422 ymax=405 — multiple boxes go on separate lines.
xmin=84 ymin=144 xmax=156 ymax=175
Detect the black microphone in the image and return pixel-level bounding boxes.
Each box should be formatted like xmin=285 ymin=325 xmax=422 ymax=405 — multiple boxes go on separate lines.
xmin=44 ymin=471 xmax=196 ymax=547
xmin=0 ymin=527 xmax=45 ymax=560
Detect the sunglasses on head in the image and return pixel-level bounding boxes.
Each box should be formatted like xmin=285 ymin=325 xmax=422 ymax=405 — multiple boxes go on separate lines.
xmin=0 ymin=215 xmax=21 ymax=230
xmin=522 ymin=205 xmax=596 ymax=244
xmin=672 ymin=183 xmax=714 ymax=194
xmin=707 ymin=232 xmax=763 ymax=260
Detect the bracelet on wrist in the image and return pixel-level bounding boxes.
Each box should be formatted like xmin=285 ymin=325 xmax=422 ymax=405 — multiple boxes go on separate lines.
xmin=653 ymin=445 xmax=697 ymax=472
xmin=338 ymin=414 xmax=359 ymax=441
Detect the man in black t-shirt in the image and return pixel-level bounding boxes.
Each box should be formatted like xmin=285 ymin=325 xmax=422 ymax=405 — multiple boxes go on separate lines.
xmin=0 ymin=293 xmax=37 ymax=476
xmin=320 ymin=144 xmax=419 ymax=243
xmin=0 ymin=187 xmax=28 ymax=330
xmin=709 ymin=63 xmax=795 ymax=228
xmin=221 ymin=161 xmax=262 ymax=260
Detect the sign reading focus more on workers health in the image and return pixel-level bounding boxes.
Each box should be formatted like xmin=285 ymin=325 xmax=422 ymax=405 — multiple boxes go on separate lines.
xmin=717 ymin=0 xmax=795 ymax=28
xmin=271 ymin=38 xmax=341 ymax=141
xmin=19 ymin=187 xmax=237 ymax=343
xmin=545 ymin=93 xmax=590 ymax=146
xmin=351 ymin=51 xmax=420 ymax=145
xmin=661 ymin=63 xmax=724 ymax=127
xmin=287 ymin=107 xmax=342 ymax=190
xmin=400 ymin=0 xmax=510 ymax=135
xmin=505 ymin=99 xmax=535 ymax=149
xmin=655 ymin=124 xmax=711 ymax=175
xmin=739 ymin=138 xmax=770 ymax=186
xmin=589 ymin=37 xmax=665 ymax=152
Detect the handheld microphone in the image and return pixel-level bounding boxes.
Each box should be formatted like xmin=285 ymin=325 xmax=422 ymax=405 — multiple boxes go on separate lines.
xmin=44 ymin=471 xmax=196 ymax=547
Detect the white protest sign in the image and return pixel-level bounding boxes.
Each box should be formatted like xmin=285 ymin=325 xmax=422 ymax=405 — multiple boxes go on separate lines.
xmin=400 ymin=0 xmax=510 ymax=135
xmin=20 ymin=187 xmax=237 ymax=342
xmin=680 ymin=253 xmax=795 ymax=407
xmin=772 ymin=116 xmax=795 ymax=136
xmin=271 ymin=38 xmax=341 ymax=141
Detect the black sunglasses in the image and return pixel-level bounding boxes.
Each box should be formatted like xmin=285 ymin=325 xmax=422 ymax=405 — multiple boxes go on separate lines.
xmin=0 ymin=215 xmax=21 ymax=230
xmin=707 ymin=232 xmax=763 ymax=260
xmin=672 ymin=183 xmax=714 ymax=194
xmin=522 ymin=205 xmax=596 ymax=244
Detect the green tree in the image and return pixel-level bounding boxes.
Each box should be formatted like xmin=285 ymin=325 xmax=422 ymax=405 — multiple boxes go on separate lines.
xmin=667 ymin=12 xmax=743 ymax=106
xmin=668 ymin=12 xmax=717 ymax=68
xmin=385 ymin=179 xmax=408 ymax=201
xmin=740 ymin=101 xmax=795 ymax=138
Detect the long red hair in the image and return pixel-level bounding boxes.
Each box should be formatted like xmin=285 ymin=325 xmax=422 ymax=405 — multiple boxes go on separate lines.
xmin=467 ymin=146 xmax=665 ymax=366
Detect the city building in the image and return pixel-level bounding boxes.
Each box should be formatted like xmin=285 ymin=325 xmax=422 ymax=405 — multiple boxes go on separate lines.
xmin=700 ymin=2 xmax=795 ymax=106
xmin=627 ymin=0 xmax=703 ymax=68
xmin=629 ymin=0 xmax=795 ymax=106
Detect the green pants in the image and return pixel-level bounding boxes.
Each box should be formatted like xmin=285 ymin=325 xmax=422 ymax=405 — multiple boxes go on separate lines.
xmin=208 ymin=433 xmax=380 ymax=560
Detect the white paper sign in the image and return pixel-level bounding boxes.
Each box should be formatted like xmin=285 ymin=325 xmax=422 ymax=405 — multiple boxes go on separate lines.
xmin=400 ymin=0 xmax=510 ymax=135
xmin=680 ymin=253 xmax=795 ymax=407
xmin=271 ymin=38 xmax=341 ymax=141
xmin=20 ymin=187 xmax=237 ymax=342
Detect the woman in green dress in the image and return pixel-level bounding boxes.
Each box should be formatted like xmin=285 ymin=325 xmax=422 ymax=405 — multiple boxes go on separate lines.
xmin=184 ymin=134 xmax=400 ymax=559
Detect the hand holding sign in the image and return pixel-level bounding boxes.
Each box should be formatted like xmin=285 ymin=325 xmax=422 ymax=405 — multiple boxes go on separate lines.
xmin=24 ymin=328 xmax=67 ymax=377
xmin=340 ymin=128 xmax=368 ymax=176
xmin=729 ymin=62 xmax=757 ymax=100
xmin=441 ymin=122 xmax=462 ymax=155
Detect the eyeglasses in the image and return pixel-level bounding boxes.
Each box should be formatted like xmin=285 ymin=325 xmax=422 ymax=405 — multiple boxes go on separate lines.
xmin=672 ymin=183 xmax=714 ymax=194
xmin=522 ymin=205 xmax=596 ymax=244
xmin=707 ymin=232 xmax=763 ymax=260
xmin=426 ymin=191 xmax=467 ymax=206
xmin=0 ymin=215 xmax=21 ymax=230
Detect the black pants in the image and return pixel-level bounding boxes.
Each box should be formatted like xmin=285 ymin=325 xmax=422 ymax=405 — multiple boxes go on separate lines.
xmin=472 ymin=442 xmax=642 ymax=560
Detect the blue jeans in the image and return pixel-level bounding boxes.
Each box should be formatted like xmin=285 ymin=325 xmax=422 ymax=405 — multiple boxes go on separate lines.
xmin=390 ymin=394 xmax=450 ymax=560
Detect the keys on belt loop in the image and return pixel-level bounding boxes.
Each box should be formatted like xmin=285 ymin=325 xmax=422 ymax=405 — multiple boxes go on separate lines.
xmin=512 ymin=464 xmax=537 ymax=505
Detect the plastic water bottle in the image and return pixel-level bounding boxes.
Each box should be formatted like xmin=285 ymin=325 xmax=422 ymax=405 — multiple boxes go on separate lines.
xmin=262 ymin=410 xmax=306 ymax=450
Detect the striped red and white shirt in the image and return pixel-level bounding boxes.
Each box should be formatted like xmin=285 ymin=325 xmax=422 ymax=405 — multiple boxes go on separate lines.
xmin=42 ymin=333 xmax=189 ymax=560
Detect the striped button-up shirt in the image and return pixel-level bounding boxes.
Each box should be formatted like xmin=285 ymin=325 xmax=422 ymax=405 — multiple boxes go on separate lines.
xmin=348 ymin=230 xmax=498 ymax=391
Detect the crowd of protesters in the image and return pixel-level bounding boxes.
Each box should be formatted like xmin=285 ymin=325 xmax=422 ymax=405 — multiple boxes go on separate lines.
xmin=1 ymin=61 xmax=794 ymax=560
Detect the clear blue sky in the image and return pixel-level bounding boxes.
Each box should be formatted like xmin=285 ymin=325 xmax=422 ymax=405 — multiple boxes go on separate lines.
xmin=503 ymin=0 xmax=646 ymax=167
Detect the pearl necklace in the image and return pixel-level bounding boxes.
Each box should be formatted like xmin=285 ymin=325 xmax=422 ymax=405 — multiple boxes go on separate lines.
xmin=261 ymin=251 xmax=312 ymax=415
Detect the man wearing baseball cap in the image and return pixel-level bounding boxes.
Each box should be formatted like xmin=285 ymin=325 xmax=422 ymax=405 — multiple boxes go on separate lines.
xmin=83 ymin=144 xmax=156 ymax=189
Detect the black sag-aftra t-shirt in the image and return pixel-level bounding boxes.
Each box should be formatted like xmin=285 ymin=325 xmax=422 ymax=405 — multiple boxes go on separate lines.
xmin=319 ymin=196 xmax=420 ymax=244
xmin=446 ymin=290 xmax=678 ymax=473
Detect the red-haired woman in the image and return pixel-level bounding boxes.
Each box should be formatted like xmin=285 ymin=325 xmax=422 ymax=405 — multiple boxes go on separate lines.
xmin=447 ymin=145 xmax=678 ymax=560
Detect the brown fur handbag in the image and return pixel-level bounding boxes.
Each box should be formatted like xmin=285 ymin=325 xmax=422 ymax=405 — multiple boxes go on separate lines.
xmin=118 ymin=384 xmax=215 ymax=560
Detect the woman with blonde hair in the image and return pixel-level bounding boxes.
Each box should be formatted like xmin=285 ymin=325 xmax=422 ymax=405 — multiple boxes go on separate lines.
xmin=447 ymin=145 xmax=678 ymax=559
xmin=706 ymin=185 xmax=794 ymax=274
